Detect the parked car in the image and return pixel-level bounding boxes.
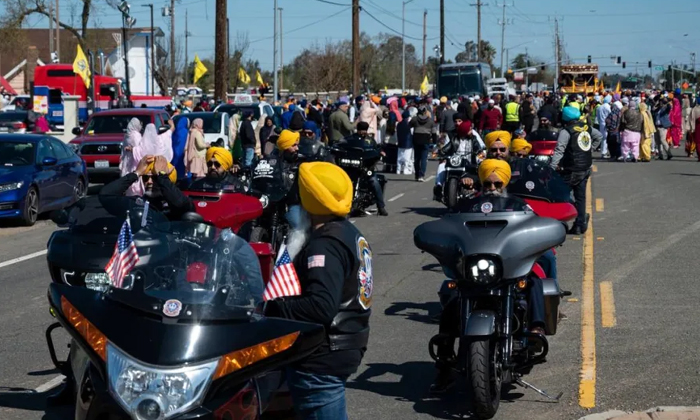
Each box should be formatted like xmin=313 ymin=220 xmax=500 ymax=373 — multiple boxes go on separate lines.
xmin=215 ymin=102 xmax=274 ymax=130
xmin=1 ymin=95 xmax=32 ymax=112
xmin=173 ymin=111 xmax=231 ymax=147
xmin=69 ymin=108 xmax=171 ymax=184
xmin=0 ymin=134 xmax=87 ymax=226
xmin=0 ymin=111 xmax=31 ymax=134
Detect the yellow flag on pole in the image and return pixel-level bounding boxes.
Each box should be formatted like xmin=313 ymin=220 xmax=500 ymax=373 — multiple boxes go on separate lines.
xmin=72 ymin=45 xmax=91 ymax=88
xmin=256 ymin=70 xmax=264 ymax=85
xmin=193 ymin=55 xmax=208 ymax=84
xmin=420 ymin=75 xmax=429 ymax=95
xmin=239 ymin=68 xmax=251 ymax=84
xmin=615 ymin=81 xmax=621 ymax=93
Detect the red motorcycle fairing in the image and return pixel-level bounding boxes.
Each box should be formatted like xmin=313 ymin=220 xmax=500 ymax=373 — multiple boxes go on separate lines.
xmin=530 ymin=140 xmax=557 ymax=156
xmin=183 ymin=191 xmax=264 ymax=233
xmin=250 ymin=242 xmax=275 ymax=286
xmin=523 ymin=198 xmax=578 ymax=223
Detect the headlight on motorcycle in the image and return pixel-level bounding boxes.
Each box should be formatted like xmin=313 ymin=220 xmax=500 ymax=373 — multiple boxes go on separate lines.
xmin=535 ymin=155 xmax=551 ymax=163
xmin=85 ymin=272 xmax=111 ymax=292
xmin=107 ymin=343 xmax=218 ymax=420
xmin=0 ymin=181 xmax=24 ymax=193
xmin=465 ymin=257 xmax=501 ymax=286
xmin=339 ymin=158 xmax=361 ymax=167
xmin=449 ymin=155 xmax=463 ymax=167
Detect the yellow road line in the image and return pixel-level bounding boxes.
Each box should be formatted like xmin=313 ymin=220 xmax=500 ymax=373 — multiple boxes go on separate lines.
xmin=600 ymin=282 xmax=617 ymax=328
xmin=595 ymin=198 xmax=604 ymax=212
xmin=579 ymin=178 xmax=597 ymax=409
xmin=592 ymin=165 xmax=598 ymax=173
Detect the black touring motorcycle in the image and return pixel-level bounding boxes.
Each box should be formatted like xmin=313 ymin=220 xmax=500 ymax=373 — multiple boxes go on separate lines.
xmin=414 ymin=195 xmax=568 ymax=419
xmin=330 ymin=136 xmax=386 ymax=215
xmin=45 ymin=196 xmax=324 ymax=420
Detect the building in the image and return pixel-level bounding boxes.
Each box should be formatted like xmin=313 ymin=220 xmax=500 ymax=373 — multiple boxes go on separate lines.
xmin=1 ymin=28 xmax=165 ymax=96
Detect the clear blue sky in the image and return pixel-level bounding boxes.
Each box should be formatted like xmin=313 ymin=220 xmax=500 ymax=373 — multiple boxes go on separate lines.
xmin=31 ymin=0 xmax=700 ymax=76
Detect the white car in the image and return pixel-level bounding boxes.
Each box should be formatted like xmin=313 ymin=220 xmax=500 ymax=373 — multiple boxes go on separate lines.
xmin=214 ymin=102 xmax=274 ymax=131
xmin=173 ymin=112 xmax=232 ymax=148
xmin=2 ymin=95 xmax=31 ymax=112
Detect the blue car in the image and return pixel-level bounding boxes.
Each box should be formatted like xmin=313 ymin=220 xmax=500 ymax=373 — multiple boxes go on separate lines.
xmin=0 ymin=134 xmax=88 ymax=225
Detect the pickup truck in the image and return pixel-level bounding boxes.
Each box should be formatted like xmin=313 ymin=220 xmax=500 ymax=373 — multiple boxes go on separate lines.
xmin=69 ymin=108 xmax=171 ymax=183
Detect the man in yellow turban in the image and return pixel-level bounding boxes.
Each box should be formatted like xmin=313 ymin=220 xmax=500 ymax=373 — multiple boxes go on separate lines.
xmin=264 ymin=161 xmax=374 ymax=418
xmin=510 ymin=138 xmax=533 ymax=158
xmin=276 ymin=129 xmax=300 ymax=152
xmin=205 ymin=146 xmax=234 ymax=177
xmin=483 ymin=130 xmax=512 ymax=161
xmin=100 ymin=155 xmax=195 ymax=218
xmin=477 ymin=158 xmax=511 ymax=196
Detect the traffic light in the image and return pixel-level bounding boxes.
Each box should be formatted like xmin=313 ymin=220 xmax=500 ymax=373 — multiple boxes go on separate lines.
xmin=668 ymin=65 xmax=672 ymax=71
xmin=617 ymin=56 xmax=621 ymax=64
xmin=622 ymin=62 xmax=626 ymax=69
xmin=587 ymin=55 xmax=591 ymax=63
xmin=648 ymin=61 xmax=652 ymax=68
xmin=541 ymin=64 xmax=546 ymax=71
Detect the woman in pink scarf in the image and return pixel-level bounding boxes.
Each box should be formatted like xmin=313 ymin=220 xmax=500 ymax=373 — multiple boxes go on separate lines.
xmin=120 ymin=118 xmax=144 ymax=196
xmin=670 ymin=97 xmax=683 ymax=148
xmin=358 ymin=97 xmax=383 ymax=140
xmin=184 ymin=118 xmax=208 ymax=177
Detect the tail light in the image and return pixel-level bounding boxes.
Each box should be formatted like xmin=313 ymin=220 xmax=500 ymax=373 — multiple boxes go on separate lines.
xmin=12 ymin=122 xmax=26 ymax=130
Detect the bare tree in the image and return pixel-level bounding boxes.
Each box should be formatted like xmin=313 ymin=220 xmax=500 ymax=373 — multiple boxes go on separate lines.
xmin=228 ymin=31 xmax=249 ymax=92
xmin=156 ymin=33 xmax=182 ymax=95
xmin=1 ymin=0 xmax=95 ymax=48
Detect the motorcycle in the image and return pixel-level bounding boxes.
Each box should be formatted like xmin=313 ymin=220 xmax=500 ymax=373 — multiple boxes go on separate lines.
xmin=45 ymin=196 xmax=325 ymax=420
xmin=526 ymin=127 xmax=560 ymax=165
xmin=414 ymin=195 xmax=567 ymax=419
xmin=435 ymin=139 xmax=485 ymax=209
xmin=329 ymin=136 xmax=386 ymax=215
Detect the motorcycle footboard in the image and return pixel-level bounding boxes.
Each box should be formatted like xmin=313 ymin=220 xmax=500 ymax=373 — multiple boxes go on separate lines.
xmin=45 ymin=322 xmax=70 ymax=376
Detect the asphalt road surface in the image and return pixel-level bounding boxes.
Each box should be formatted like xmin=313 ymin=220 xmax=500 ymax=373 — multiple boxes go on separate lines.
xmin=1 ymin=157 xmax=699 ymax=419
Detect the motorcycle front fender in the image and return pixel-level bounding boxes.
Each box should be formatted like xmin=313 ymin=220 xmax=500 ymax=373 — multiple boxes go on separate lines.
xmin=464 ymin=309 xmax=497 ymax=337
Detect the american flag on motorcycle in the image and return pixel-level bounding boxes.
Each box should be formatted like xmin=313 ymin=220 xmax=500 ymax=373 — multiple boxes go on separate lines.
xmin=104 ymin=218 xmax=139 ymax=288
xmin=263 ymin=244 xmax=301 ymax=301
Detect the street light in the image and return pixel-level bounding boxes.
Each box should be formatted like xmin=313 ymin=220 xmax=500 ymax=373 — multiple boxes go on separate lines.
xmin=141 ymin=4 xmax=155 ymax=96
xmin=401 ymin=0 xmax=416 ymax=93
xmin=118 ymin=1 xmax=134 ymax=104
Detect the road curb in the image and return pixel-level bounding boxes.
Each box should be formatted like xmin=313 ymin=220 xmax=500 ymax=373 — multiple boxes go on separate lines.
xmin=579 ymin=407 xmax=700 ymax=420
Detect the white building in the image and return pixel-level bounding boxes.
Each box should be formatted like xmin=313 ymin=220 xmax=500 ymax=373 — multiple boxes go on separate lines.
xmin=105 ymin=28 xmax=165 ymax=96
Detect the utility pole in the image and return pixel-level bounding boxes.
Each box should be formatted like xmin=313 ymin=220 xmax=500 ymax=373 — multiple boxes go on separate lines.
xmin=279 ymin=7 xmax=284 ymax=91
xmin=55 ymin=0 xmax=60 ymax=60
xmin=553 ymin=17 xmax=560 ymax=92
xmin=48 ymin=2 xmax=53 ymax=57
xmin=214 ymin=0 xmax=228 ymax=100
xmin=184 ymin=10 xmax=189 ymax=85
xmin=273 ymin=0 xmax=278 ymax=102
xmin=525 ymin=46 xmax=529 ymax=90
xmin=471 ymin=0 xmax=484 ymax=62
xmin=169 ymin=0 xmax=175 ymax=93
xmin=498 ymin=2 xmax=512 ymax=76
xmin=352 ymin=0 xmax=360 ymax=95
xmin=401 ymin=0 xmax=415 ymax=93
xmin=439 ymin=0 xmax=445 ymax=64
xmin=142 ymin=4 xmax=155 ymax=95
xmin=227 ymin=17 xmax=230 ymax=92
xmin=423 ymin=10 xmax=427 ymax=76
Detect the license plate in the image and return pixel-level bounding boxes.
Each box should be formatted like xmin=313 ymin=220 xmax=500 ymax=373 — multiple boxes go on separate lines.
xmin=94 ymin=160 xmax=109 ymax=168
xmin=53 ymin=111 xmax=63 ymax=117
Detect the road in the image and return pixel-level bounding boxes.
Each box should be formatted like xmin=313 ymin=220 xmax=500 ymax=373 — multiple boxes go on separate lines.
xmin=1 ymin=157 xmax=699 ymax=419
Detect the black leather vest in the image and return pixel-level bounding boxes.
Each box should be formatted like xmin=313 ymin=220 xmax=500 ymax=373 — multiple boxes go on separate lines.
xmin=308 ymin=219 xmax=372 ymax=351
xmin=562 ymin=122 xmax=593 ymax=172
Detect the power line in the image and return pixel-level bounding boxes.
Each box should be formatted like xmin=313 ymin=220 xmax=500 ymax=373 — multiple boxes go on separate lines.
xmin=249 ymin=7 xmax=350 ymax=44
xmin=363 ymin=0 xmax=438 ymax=29
xmin=361 ymin=8 xmax=437 ymax=41
xmin=313 ymin=0 xmax=351 ymax=6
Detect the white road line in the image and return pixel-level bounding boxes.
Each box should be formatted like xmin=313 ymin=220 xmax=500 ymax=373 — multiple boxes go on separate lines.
xmin=350 ymin=220 xmax=356 ymax=224
xmin=424 ymin=175 xmax=435 ymax=182
xmin=34 ymin=374 xmax=65 ymax=393
xmin=388 ymin=193 xmax=404 ymax=202
xmin=0 ymin=250 xmax=47 ymax=269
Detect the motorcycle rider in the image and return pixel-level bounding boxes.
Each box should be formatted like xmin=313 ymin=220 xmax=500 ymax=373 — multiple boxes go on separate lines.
xmin=550 ymin=106 xmax=604 ymax=235
xmin=430 ymin=159 xmax=547 ymax=394
xmin=100 ymin=155 xmax=194 ymax=219
xmin=343 ymin=121 xmax=389 ymax=216
xmin=510 ymin=136 xmax=533 ymax=158
xmin=434 ymin=120 xmax=485 ymax=201
xmin=264 ymin=161 xmax=373 ymax=419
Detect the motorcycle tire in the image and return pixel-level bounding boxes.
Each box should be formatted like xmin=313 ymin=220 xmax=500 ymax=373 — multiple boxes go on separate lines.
xmin=446 ymin=178 xmax=459 ymax=210
xmin=468 ymin=338 xmax=501 ymax=419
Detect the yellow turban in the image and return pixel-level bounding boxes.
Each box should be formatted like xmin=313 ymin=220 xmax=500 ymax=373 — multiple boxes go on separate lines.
xmin=478 ymin=159 xmax=512 ymax=185
xmin=298 ymin=162 xmax=353 ymax=217
xmin=440 ymin=96 xmax=448 ymax=104
xmin=510 ymin=138 xmax=532 ymax=154
xmin=205 ymin=147 xmax=233 ymax=171
xmin=277 ymin=129 xmax=300 ymax=151
xmin=484 ymin=130 xmax=512 ymax=149
xmin=146 ymin=160 xmax=177 ymax=183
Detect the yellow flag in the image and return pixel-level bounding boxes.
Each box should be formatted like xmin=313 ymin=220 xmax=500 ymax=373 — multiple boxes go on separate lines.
xmin=256 ymin=70 xmax=264 ymax=86
xmin=615 ymin=81 xmax=621 ymax=93
xmin=193 ymin=54 xmax=208 ymax=84
xmin=239 ymin=68 xmax=251 ymax=84
xmin=72 ymin=45 xmax=91 ymax=88
xmin=420 ymin=75 xmax=429 ymax=95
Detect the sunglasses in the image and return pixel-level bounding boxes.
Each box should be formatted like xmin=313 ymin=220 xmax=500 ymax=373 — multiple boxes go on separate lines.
xmin=489 ymin=147 xmax=507 ymax=153
xmin=141 ymin=175 xmax=154 ymax=182
xmin=482 ymin=181 xmax=504 ymax=189
xmin=302 ymin=130 xmax=314 ymax=136
xmin=207 ymin=160 xmax=221 ymax=168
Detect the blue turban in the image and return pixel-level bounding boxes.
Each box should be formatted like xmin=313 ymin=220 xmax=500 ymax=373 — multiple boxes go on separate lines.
xmin=562 ymin=106 xmax=581 ymax=122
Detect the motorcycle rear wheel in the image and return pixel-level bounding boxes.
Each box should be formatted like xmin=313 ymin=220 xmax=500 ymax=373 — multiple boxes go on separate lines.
xmin=468 ymin=338 xmax=501 ymax=419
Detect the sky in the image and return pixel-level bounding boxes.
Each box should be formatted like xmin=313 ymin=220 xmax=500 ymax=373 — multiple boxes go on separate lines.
xmin=27 ymin=0 xmax=700 ymax=78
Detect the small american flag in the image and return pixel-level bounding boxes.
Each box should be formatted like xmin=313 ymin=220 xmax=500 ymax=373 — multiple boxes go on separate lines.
xmin=263 ymin=244 xmax=301 ymax=301
xmin=104 ymin=218 xmax=139 ymax=288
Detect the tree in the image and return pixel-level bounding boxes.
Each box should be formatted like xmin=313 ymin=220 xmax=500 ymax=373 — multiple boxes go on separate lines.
xmin=228 ymin=32 xmax=250 ymax=92
xmin=455 ymin=40 xmax=496 ymax=67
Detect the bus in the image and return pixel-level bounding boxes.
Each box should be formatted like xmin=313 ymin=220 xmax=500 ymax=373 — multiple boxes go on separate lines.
xmin=33 ymin=64 xmax=171 ymax=127
xmin=436 ymin=62 xmax=493 ymax=99
xmin=620 ymin=77 xmax=641 ymax=91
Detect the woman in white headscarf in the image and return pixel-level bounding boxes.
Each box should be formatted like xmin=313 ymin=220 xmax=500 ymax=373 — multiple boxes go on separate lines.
xmin=120 ymin=118 xmax=145 ymax=196
xmin=141 ymin=122 xmax=174 ymax=162
xmin=184 ymin=118 xmax=208 ymax=177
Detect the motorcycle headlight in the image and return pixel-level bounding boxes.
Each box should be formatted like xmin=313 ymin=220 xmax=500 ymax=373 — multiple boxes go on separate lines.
xmin=85 ymin=272 xmax=111 ymax=292
xmin=0 ymin=181 xmax=24 ymax=193
xmin=535 ymin=155 xmax=550 ymax=162
xmin=107 ymin=343 xmax=218 ymax=420
xmin=465 ymin=258 xmax=501 ymax=286
xmin=259 ymin=194 xmax=269 ymax=209
xmin=449 ymin=155 xmax=463 ymax=167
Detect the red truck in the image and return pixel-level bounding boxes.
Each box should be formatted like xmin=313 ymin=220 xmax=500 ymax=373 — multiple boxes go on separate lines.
xmin=69 ymin=108 xmax=171 ymax=183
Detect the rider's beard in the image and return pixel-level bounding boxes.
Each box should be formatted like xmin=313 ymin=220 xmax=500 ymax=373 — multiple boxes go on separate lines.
xmin=483 ymin=189 xmax=504 ymax=197
xmin=286 ymin=206 xmax=312 ymax=260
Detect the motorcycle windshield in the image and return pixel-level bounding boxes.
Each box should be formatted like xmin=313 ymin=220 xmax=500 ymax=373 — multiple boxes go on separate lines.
xmin=66 ymin=195 xmax=171 ymax=234
xmin=508 ymin=158 xmax=572 ymax=203
xmin=453 ymin=195 xmax=532 ymax=214
xmin=181 ymin=175 xmax=248 ymax=193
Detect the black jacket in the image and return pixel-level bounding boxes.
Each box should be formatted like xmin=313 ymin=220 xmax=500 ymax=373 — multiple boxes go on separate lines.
xmin=100 ymin=173 xmax=195 ymax=220
xmin=239 ymin=119 xmax=256 ymax=148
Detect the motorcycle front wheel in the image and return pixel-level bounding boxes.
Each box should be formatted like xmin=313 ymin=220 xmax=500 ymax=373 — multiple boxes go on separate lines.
xmin=445 ymin=177 xmax=459 ymax=209
xmin=468 ymin=338 xmax=501 ymax=419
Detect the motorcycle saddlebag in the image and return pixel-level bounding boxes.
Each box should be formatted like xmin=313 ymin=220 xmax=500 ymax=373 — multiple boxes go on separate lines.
xmin=542 ymin=278 xmax=561 ymax=336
